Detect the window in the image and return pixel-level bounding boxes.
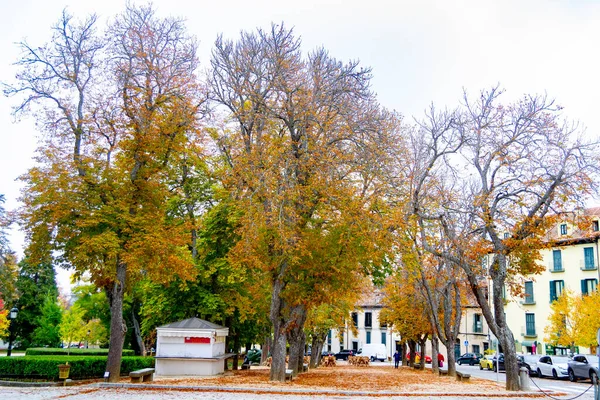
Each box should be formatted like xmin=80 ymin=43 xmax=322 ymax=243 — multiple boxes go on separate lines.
xmin=381 ymin=332 xmax=386 ymax=345
xmin=525 ymin=313 xmax=536 ymax=336
xmin=552 ymin=250 xmax=563 ymax=272
xmin=560 ymin=224 xmax=567 ymax=235
xmin=581 ymin=279 xmax=598 ymax=295
xmin=472 ymin=344 xmax=480 ymax=354
xmin=549 ymin=280 xmax=564 ymax=302
xmin=365 ymin=312 xmax=372 ymax=328
xmin=327 ymin=330 xmax=332 ymax=344
xmin=366 ymin=331 xmax=371 ymax=344
xmin=473 ymin=313 xmax=483 ymax=333
xmin=504 ymin=232 xmax=510 ymax=239
xmin=583 ymin=247 xmax=595 ymax=270
xmin=351 ymin=312 xmax=358 ymax=328
xmin=524 ymin=281 xmax=535 ymax=304
xmin=593 ymin=220 xmax=599 ymax=232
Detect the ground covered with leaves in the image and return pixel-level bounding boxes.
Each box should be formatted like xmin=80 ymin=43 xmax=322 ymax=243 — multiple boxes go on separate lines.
xmin=149 ymin=365 xmax=506 ymax=394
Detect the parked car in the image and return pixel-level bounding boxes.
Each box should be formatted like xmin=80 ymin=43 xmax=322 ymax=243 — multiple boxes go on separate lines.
xmin=406 ymin=352 xmax=432 ymax=364
xmin=568 ymin=354 xmax=599 ymax=382
xmin=243 ymin=348 xmax=262 ymax=365
xmin=334 ymin=349 xmax=354 ymax=360
xmin=456 ymin=353 xmax=483 ymax=365
xmin=536 ymin=355 xmax=569 ymax=379
xmin=479 ymin=355 xmax=495 ymax=370
xmin=491 ymin=354 xmax=538 ymax=376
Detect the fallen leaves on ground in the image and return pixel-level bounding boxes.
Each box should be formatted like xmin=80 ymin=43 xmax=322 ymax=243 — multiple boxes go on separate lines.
xmin=149 ymin=365 xmax=505 ymax=393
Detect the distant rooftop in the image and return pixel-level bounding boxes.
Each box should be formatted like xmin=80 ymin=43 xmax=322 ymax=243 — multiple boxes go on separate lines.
xmin=158 ymin=317 xmax=225 ymax=330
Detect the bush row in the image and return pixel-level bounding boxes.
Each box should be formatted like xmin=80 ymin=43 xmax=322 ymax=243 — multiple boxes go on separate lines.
xmin=0 ymin=356 xmax=154 ymax=380
xmin=25 ymin=348 xmax=135 ymax=356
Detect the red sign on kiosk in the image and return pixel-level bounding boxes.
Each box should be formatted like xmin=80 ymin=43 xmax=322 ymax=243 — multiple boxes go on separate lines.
xmin=184 ymin=336 xmax=211 ymax=344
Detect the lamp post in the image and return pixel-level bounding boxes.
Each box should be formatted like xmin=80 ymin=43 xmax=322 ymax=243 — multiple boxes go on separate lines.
xmin=7 ymin=307 xmax=19 ymax=357
xmin=86 ymin=329 xmax=90 ymax=349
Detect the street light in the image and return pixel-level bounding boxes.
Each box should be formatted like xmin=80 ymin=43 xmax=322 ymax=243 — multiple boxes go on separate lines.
xmin=86 ymin=329 xmax=90 ymax=349
xmin=7 ymin=307 xmax=18 ymax=357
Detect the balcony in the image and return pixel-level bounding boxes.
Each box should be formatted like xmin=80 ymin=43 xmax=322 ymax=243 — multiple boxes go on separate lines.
xmin=580 ymin=260 xmax=598 ymax=271
xmin=521 ymin=326 xmax=537 ymax=338
xmin=548 ymin=262 xmax=564 ymax=273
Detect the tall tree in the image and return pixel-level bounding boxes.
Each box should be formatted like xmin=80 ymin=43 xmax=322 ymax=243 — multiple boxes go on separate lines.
xmin=208 ymin=24 xmax=396 ymax=380
xmin=0 ymin=195 xmax=18 ymax=307
xmin=4 ymin=5 xmax=202 ymax=380
xmin=408 ymin=87 xmax=600 ymax=390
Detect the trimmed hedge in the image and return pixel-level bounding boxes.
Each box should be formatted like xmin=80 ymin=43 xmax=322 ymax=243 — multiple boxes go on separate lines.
xmin=26 ymin=348 xmax=135 ymax=357
xmin=0 ymin=356 xmax=154 ymax=380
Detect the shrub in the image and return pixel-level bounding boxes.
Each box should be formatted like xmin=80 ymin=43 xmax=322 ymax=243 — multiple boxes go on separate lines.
xmin=0 ymin=356 xmax=154 ymax=380
xmin=26 ymin=348 xmax=135 ymax=357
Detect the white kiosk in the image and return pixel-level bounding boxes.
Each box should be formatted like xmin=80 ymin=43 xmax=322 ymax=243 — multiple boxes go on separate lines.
xmin=155 ymin=317 xmax=230 ymax=376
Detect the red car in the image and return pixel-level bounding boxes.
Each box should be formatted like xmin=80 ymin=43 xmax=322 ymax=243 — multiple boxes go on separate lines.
xmin=406 ymin=352 xmax=432 ymax=363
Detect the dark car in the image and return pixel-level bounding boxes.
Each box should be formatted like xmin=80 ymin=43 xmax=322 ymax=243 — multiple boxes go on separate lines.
xmin=492 ymin=354 xmax=537 ymax=375
xmin=334 ymin=349 xmax=354 ymax=360
xmin=456 ymin=352 xmax=483 ymax=365
xmin=568 ymin=354 xmax=599 ymax=382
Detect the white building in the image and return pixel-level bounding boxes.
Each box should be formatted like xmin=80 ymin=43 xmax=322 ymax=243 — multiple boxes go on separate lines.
xmin=155 ymin=317 xmax=230 ymax=376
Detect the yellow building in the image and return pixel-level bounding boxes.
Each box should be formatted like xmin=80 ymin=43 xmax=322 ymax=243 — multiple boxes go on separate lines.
xmin=504 ymin=208 xmax=600 ymax=356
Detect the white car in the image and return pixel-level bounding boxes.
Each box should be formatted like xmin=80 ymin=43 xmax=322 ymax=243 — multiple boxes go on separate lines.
xmin=536 ymin=356 xmax=569 ymax=379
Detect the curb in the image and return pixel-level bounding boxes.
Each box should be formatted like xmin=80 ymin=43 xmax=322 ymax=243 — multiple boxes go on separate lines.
xmin=97 ymin=382 xmax=559 ymax=397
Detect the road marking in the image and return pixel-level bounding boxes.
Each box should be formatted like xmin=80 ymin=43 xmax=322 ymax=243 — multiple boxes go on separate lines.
xmin=541 ymin=385 xmax=584 ymax=394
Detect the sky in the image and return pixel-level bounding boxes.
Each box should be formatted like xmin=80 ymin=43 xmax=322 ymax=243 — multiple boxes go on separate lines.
xmin=1 ymin=0 xmax=599 ymax=292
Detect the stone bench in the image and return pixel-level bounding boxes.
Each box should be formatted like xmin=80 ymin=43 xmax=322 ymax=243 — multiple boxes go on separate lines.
xmin=456 ymin=371 xmax=471 ymax=381
xmin=302 ymin=363 xmax=309 ymax=372
xmin=285 ymin=369 xmax=294 ymax=381
xmin=129 ymin=368 xmax=155 ymax=383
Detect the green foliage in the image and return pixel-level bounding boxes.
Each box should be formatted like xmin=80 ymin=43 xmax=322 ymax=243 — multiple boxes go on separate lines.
xmin=59 ymin=305 xmax=87 ymax=349
xmin=0 ymin=356 xmax=152 ymax=379
xmin=12 ymin=257 xmax=58 ymax=348
xmin=31 ymin=292 xmax=62 ymax=347
xmin=26 ymin=348 xmax=134 ymax=356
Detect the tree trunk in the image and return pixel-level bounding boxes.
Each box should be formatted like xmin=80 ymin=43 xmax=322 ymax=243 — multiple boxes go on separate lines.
xmin=131 ymin=308 xmax=146 ymax=356
xmin=261 ymin=335 xmax=272 ymax=365
xmin=105 ymin=260 xmax=126 ymax=382
xmin=444 ymin=338 xmax=457 ymax=376
xmin=431 ymin=335 xmax=439 ymax=374
xmin=418 ymin=335 xmax=427 ymax=369
xmin=269 ymin=278 xmax=287 ymax=381
xmin=407 ymin=340 xmax=416 ymax=367
xmin=310 ymin=332 xmax=326 ymax=368
xmin=498 ymin=328 xmax=520 ymax=390
xmin=232 ymin=332 xmax=240 ymax=370
xmin=287 ymin=305 xmax=307 ymax=376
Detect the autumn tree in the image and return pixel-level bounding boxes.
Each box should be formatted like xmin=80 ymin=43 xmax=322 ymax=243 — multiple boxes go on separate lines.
xmin=408 ymin=86 xmax=600 ymax=390
xmin=0 ymin=195 xmax=18 ymax=308
xmin=546 ymin=289 xmax=600 ymax=351
xmin=208 ymin=24 xmax=397 ymax=380
xmin=0 ymin=298 xmax=8 ymax=337
xmin=4 ymin=5 xmax=202 ymax=380
xmin=544 ymin=289 xmax=576 ymax=351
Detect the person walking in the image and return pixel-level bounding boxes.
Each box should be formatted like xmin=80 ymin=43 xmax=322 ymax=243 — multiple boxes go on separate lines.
xmin=393 ymin=351 xmax=401 ymax=369
xmin=437 ymin=352 xmax=445 ymax=368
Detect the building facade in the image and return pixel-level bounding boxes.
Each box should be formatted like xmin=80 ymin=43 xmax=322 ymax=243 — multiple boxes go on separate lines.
xmin=503 ymin=208 xmax=600 ymax=356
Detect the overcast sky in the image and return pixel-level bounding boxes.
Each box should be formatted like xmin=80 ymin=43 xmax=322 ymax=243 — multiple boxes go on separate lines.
xmin=1 ymin=0 xmax=599 ymax=290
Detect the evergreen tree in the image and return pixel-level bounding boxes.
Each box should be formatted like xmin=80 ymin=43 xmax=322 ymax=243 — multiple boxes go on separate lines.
xmin=32 ymin=292 xmax=62 ymax=347
xmin=13 ymin=257 xmax=58 ymax=348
